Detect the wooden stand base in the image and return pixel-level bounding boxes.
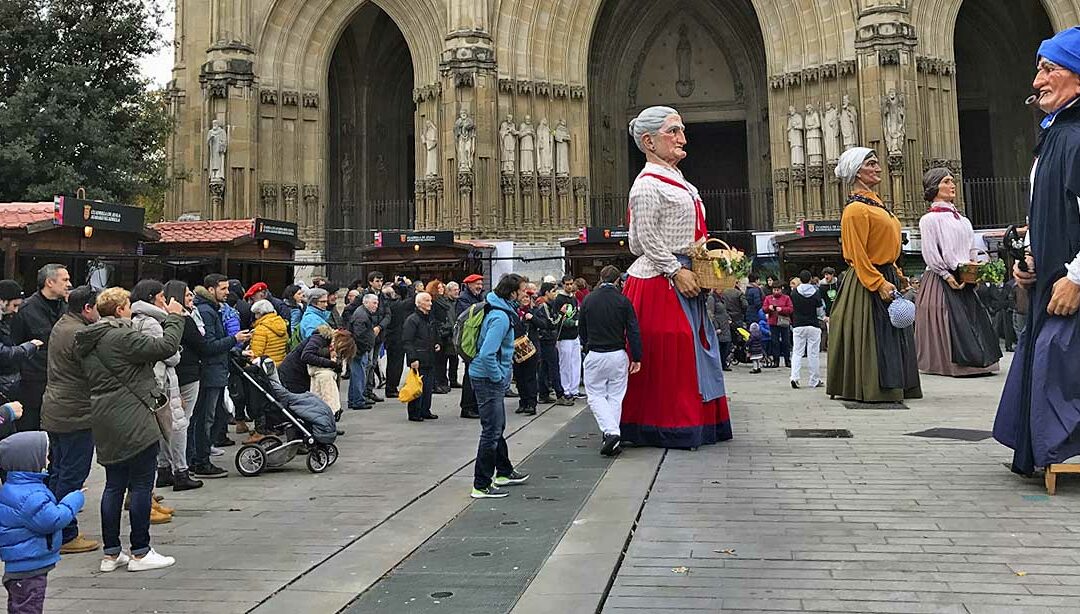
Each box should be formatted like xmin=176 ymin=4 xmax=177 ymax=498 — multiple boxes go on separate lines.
xmin=1045 ymin=464 xmax=1080 ymax=495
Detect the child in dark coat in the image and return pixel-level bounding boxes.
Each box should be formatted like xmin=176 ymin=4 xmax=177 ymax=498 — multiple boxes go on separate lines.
xmin=748 ymin=323 xmax=765 ymax=374
xmin=0 ymin=432 xmax=85 ymax=614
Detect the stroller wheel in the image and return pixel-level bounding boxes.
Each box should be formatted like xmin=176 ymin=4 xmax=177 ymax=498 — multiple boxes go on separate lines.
xmin=325 ymin=443 xmax=339 ymax=466
xmin=257 ymin=435 xmax=283 ymax=451
xmin=306 ymin=448 xmax=330 ymax=474
xmin=236 ymin=444 xmax=268 ymax=477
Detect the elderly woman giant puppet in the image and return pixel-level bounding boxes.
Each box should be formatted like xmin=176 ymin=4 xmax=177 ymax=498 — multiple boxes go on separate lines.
xmin=619 ymin=106 xmax=730 ymax=450
xmin=826 ymin=148 xmax=921 ymax=403
xmin=994 ymin=27 xmax=1080 ymax=476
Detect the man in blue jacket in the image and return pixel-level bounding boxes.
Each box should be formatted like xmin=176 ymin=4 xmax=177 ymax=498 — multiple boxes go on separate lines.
xmin=191 ymin=274 xmax=251 ymax=479
xmin=469 ymin=274 xmax=531 ymax=499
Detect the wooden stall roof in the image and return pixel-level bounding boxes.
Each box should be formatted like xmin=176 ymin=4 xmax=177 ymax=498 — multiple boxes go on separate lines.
xmin=152 ymin=219 xmax=304 ymax=249
xmin=358 ymin=239 xmax=494 ymax=254
xmin=0 ymin=202 xmax=160 ymax=241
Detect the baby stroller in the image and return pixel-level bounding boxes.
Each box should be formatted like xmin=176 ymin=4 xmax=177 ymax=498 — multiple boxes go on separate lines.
xmin=232 ymin=356 xmax=340 ymax=476
xmin=729 ymin=323 xmax=751 ymax=365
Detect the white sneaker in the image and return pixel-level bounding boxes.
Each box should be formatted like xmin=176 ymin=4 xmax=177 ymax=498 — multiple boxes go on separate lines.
xmin=128 ymin=549 xmax=176 ymax=572
xmin=210 ymin=446 xmax=224 ymax=457
xmin=99 ymin=552 xmax=131 ymax=572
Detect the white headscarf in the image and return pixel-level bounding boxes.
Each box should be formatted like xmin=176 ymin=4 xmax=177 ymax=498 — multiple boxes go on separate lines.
xmin=834 ymin=147 xmax=875 ymax=184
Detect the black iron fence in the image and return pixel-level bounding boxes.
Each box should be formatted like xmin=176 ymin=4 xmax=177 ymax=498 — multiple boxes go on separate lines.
xmin=591 ymin=188 xmax=773 ymax=231
xmin=962 ymin=177 xmax=1029 ymax=229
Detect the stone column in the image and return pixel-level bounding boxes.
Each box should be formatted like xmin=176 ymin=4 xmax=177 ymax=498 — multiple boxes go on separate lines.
xmin=854 ymin=2 xmax=918 ymax=222
xmin=774 ymin=169 xmax=790 ymax=227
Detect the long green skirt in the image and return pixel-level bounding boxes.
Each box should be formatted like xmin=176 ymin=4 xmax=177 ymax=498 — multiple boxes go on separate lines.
xmin=826 ymin=271 xmax=922 ymax=402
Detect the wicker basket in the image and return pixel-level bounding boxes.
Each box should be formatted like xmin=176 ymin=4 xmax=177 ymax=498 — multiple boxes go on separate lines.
xmin=688 ymin=238 xmax=740 ymax=291
xmin=957 ymin=263 xmax=980 ymax=284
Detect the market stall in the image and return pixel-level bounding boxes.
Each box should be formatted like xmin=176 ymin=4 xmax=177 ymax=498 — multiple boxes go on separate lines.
xmin=357 ymin=231 xmax=492 ymax=285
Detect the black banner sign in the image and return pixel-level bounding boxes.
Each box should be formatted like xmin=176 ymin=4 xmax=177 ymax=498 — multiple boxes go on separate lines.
xmin=252 ymin=218 xmax=299 ymax=244
xmin=53 ymin=196 xmax=145 ymax=233
xmin=374 ymin=230 xmax=455 ymax=247
xmin=798 ymin=220 xmax=842 ymax=236
xmin=580 ymin=226 xmax=629 ymax=244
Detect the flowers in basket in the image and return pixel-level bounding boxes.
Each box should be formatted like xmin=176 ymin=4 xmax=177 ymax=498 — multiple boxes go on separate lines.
xmin=689 ymin=238 xmax=750 ymax=290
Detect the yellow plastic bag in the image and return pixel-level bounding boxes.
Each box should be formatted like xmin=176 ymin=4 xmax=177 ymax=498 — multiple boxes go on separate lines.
xmin=398 ymin=368 xmax=423 ymax=403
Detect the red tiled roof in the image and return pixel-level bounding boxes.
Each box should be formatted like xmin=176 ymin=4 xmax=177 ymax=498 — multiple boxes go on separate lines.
xmin=0 ymin=202 xmax=54 ymax=229
xmin=153 ymin=219 xmax=255 ymax=244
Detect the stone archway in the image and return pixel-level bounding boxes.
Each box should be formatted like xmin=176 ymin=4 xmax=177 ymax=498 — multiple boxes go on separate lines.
xmin=326 ymin=2 xmax=415 ymax=268
xmin=954 ymin=0 xmax=1052 ymax=227
xmin=586 ymin=0 xmax=769 ymax=230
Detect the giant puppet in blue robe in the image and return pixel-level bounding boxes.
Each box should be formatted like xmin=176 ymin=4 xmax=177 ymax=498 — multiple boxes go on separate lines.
xmin=993 ymin=28 xmax=1080 ymax=476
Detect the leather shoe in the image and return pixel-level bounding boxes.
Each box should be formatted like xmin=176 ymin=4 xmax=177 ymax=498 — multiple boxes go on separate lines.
xmin=422 ymin=413 xmax=439 ymax=420
xmin=408 ymin=416 xmax=424 ymax=422
xmin=367 ymin=393 xmax=385 ymax=403
xmin=460 ymin=408 xmax=480 ymax=419
xmin=434 ymin=385 xmax=451 ymax=394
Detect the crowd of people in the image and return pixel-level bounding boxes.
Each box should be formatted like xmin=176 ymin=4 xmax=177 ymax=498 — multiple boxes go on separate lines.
xmin=3 ymin=25 xmax=1080 ymax=614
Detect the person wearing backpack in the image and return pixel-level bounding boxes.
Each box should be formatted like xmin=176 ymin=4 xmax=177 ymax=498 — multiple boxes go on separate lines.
xmin=454 ymin=274 xmax=486 ymax=419
xmin=469 ymin=274 xmax=531 ymax=499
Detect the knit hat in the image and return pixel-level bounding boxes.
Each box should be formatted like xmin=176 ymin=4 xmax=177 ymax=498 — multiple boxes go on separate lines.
xmin=0 ymin=280 xmax=24 ymax=301
xmin=1038 ymin=26 xmax=1080 ymax=76
xmin=922 ymin=167 xmax=952 ymax=202
xmin=243 ymin=282 xmax=268 ymax=300
xmin=0 ymin=432 xmax=48 ymax=473
xmin=251 ymin=299 xmax=275 ymax=318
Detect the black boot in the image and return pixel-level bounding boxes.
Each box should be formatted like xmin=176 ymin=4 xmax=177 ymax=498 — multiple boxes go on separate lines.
xmin=172 ymin=470 xmax=203 ymax=491
xmin=156 ymin=467 xmax=175 ymax=488
xmin=460 ymin=407 xmax=480 ymax=419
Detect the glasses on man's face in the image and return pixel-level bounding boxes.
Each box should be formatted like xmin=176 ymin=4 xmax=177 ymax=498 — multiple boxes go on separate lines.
xmin=316 ymin=300 xmax=329 ymax=306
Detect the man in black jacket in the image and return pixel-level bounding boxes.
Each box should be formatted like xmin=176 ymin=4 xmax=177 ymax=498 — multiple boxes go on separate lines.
xmin=533 ymin=283 xmax=572 ymax=406
xmin=790 ymin=270 xmax=826 ymax=389
xmin=402 ymin=292 xmax=439 ymax=422
xmin=347 ymin=294 xmax=378 ymax=410
xmin=11 ymin=263 xmax=70 ymax=431
xmin=361 ymin=273 xmax=391 ymax=403
xmin=384 ymin=282 xmax=413 ymax=397
xmin=191 ymin=274 xmax=251 ymax=479
xmin=579 ymin=266 xmax=642 ymax=456
xmin=551 ymin=275 xmax=582 ymax=399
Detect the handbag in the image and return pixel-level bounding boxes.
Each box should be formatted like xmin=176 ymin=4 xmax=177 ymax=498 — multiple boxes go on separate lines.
xmin=513 ymin=335 xmax=537 ymax=364
xmin=398 ymin=368 xmax=424 ymax=403
xmin=87 ymin=353 xmax=172 ymax=441
xmin=776 ymin=314 xmax=791 ymax=327
xmin=888 ymin=291 xmax=916 ymax=329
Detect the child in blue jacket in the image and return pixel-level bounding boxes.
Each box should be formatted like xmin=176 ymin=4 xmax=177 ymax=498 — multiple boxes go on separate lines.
xmin=0 ymin=432 xmax=84 ymax=614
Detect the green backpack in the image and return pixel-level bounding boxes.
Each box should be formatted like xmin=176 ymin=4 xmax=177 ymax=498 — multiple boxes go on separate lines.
xmin=454 ymin=301 xmax=489 ymax=361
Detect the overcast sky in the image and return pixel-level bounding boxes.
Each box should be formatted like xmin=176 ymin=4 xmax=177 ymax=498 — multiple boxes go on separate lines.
xmin=139 ymin=0 xmax=175 ymax=88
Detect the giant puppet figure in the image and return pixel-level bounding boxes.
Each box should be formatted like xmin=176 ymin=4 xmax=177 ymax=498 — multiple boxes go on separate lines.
xmin=620 ymin=106 xmax=731 ymax=449
xmin=994 ymin=27 xmax=1080 ymax=476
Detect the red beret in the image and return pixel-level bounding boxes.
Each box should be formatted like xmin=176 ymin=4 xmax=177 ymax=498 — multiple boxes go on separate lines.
xmin=462 ymin=274 xmax=483 ymax=284
xmin=243 ymin=282 xmax=268 ymax=300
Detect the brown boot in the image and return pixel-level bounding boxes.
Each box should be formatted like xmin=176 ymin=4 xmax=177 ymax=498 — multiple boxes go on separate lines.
xmin=243 ymin=432 xmax=265 ymax=444
xmin=60 ymin=534 xmax=99 ymax=554
xmin=235 ymin=420 xmax=250 ymax=434
xmin=150 ymin=508 xmax=172 ymax=525
xmin=152 ymin=499 xmax=174 ymax=516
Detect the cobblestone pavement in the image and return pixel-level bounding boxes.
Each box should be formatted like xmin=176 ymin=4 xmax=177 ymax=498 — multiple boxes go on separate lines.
xmin=604 ymin=352 xmax=1080 ymax=614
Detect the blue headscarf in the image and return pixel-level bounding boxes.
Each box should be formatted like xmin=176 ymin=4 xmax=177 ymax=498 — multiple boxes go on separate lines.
xmin=1037 ymin=27 xmax=1080 ymax=128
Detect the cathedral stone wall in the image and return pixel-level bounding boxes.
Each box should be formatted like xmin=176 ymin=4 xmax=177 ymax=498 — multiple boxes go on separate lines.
xmin=165 ymin=0 xmax=1080 ymax=256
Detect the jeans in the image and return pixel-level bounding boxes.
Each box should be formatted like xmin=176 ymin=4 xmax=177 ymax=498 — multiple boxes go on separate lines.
xmin=513 ymin=354 xmax=538 ymax=410
xmin=407 ymin=365 xmax=435 ymax=419
xmin=771 ymin=325 xmax=792 ymax=365
xmin=4 ymin=574 xmax=46 ymax=614
xmin=348 ymin=353 xmax=370 ymax=407
xmin=718 ymin=340 xmax=732 ymax=367
xmin=364 ymin=344 xmax=381 ymax=395
xmin=47 ymin=429 xmax=94 ymax=544
xmin=188 ymin=385 xmax=223 ymax=467
xmin=537 ymin=341 xmax=564 ymax=399
xmin=101 ymin=442 xmax=158 ymax=557
xmin=434 ymin=350 xmax=449 ymax=389
xmin=447 ymin=354 xmax=460 ymax=385
xmin=384 ymin=338 xmax=406 ymax=394
xmin=790 ymin=326 xmax=822 ymax=386
xmin=472 ymin=376 xmax=514 ymax=490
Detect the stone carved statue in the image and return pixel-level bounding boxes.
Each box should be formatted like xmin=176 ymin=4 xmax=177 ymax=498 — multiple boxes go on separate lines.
xmin=786 ymin=106 xmax=805 ymax=167
xmin=422 ymin=119 xmax=438 ymax=177
xmin=676 ymin=24 xmax=695 ymax=98
xmin=823 ymin=101 xmax=840 ymax=163
xmin=554 ymin=119 xmax=571 ymax=177
xmin=499 ymin=115 xmax=518 ymax=173
xmin=840 ymin=95 xmax=859 ymax=151
xmin=537 ymin=118 xmax=554 ymax=176
xmin=518 ymin=115 xmax=536 ymax=174
xmin=207 ymin=119 xmax=228 ymax=182
xmin=883 ymin=89 xmax=906 ymax=155
xmin=454 ymin=110 xmax=476 ymax=172
xmin=804 ymin=104 xmax=823 ymax=167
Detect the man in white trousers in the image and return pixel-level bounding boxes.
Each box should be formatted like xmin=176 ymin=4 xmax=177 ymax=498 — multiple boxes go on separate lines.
xmin=551 ymin=275 xmax=582 ymax=398
xmin=789 ymin=269 xmax=826 ymax=389
xmin=579 ymin=266 xmax=642 ymax=456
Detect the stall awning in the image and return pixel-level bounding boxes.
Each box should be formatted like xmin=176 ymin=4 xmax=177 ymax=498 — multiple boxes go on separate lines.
xmin=153 ymin=218 xmax=305 ymax=249
xmin=0 ymin=203 xmax=53 ymax=229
